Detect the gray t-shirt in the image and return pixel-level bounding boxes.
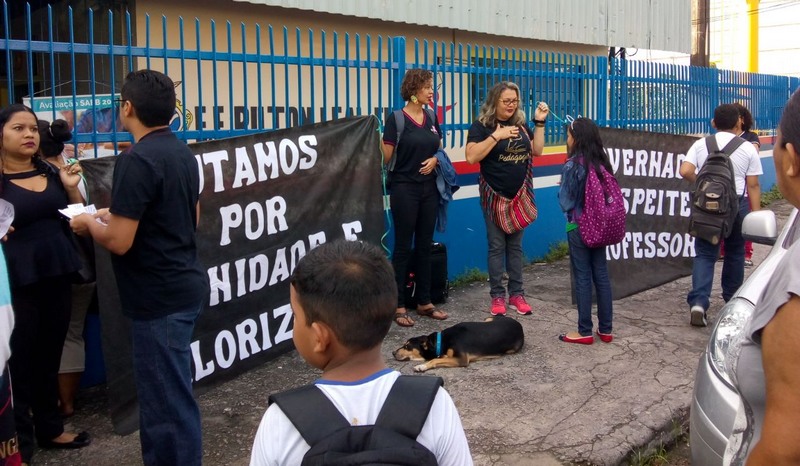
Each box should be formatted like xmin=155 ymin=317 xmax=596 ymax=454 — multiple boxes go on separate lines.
xmin=725 ymin=238 xmax=800 ymax=464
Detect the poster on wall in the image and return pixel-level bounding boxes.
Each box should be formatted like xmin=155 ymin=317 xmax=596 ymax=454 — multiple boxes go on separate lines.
xmin=82 ymin=115 xmax=384 ymax=433
xmin=599 ymin=127 xmax=700 ymax=299
xmin=24 ymin=93 xmax=193 ymax=158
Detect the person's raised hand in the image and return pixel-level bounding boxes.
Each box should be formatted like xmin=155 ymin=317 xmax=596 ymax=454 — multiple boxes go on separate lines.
xmin=534 ymin=102 xmax=550 ymax=121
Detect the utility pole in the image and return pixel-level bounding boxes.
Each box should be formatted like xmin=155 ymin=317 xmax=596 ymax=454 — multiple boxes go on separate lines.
xmin=747 ymin=0 xmax=760 ymax=72
xmin=691 ymin=0 xmax=710 ymax=67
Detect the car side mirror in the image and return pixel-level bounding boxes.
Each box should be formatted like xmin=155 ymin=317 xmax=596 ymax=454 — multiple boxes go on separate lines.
xmin=742 ymin=210 xmax=778 ymax=246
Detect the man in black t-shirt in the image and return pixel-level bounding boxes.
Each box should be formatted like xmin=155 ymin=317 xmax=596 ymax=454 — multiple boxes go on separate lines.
xmin=71 ymin=70 xmax=208 ymax=466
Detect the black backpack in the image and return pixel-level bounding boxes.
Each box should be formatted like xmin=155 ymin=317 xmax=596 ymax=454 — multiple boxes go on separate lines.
xmin=688 ymin=135 xmax=745 ymax=245
xmin=269 ymin=375 xmax=443 ymax=466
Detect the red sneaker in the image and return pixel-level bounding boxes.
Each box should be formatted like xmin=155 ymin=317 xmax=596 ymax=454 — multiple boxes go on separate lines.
xmin=508 ymin=295 xmax=532 ymax=315
xmin=490 ymin=297 xmax=507 ymax=316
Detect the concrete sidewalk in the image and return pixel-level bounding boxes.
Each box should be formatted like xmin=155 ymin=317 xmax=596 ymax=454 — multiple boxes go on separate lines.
xmin=36 ymin=202 xmax=791 ymax=466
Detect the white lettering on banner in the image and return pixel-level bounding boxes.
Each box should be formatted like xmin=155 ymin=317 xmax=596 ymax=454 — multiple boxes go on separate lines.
xmin=218 ymin=196 xmax=288 ymax=246
xmin=190 ymin=303 xmax=295 ymax=382
xmin=206 ymin=233 xmax=327 ymax=306
xmin=606 ymin=148 xmax=686 ymax=179
xmin=620 ymin=188 xmax=691 ymax=217
xmin=201 ymin=149 xmax=229 ymax=193
xmin=273 ymin=303 xmax=293 ymax=345
xmin=341 ymin=221 xmax=363 ymax=241
xmin=198 ymin=135 xmax=318 ymax=193
xmin=606 ymin=232 xmax=696 ymax=261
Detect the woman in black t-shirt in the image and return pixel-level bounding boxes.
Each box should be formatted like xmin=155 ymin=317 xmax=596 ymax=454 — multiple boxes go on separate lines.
xmin=465 ymin=82 xmax=549 ymax=316
xmin=0 ymin=104 xmax=91 ymax=464
xmin=382 ymin=69 xmax=448 ymax=327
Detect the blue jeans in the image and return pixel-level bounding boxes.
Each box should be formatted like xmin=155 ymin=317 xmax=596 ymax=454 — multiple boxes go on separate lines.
xmin=687 ymin=197 xmax=749 ymax=311
xmin=131 ymin=305 xmax=203 ymax=466
xmin=568 ymin=229 xmax=613 ymax=336
xmin=483 ymin=208 xmax=524 ymax=298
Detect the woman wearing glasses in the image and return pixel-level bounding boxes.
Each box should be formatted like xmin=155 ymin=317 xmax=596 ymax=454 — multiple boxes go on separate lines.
xmin=382 ymin=69 xmax=448 ymax=326
xmin=465 ymin=81 xmax=549 ymax=316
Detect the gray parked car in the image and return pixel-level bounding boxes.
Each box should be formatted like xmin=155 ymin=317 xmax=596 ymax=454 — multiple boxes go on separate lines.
xmin=690 ymin=207 xmax=798 ymax=465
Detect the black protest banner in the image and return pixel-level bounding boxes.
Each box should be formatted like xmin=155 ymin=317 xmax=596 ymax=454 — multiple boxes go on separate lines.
xmin=81 ymin=115 xmax=384 ymax=433
xmin=599 ymin=128 xmax=700 ymax=299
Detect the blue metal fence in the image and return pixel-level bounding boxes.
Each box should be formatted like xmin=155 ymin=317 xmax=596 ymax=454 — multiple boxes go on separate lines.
xmin=2 ymin=2 xmax=799 ymax=153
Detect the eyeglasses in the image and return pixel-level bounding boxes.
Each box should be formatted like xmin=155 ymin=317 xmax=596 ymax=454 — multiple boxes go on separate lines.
xmin=499 ymin=98 xmax=519 ymax=106
xmin=113 ymin=98 xmax=127 ymax=106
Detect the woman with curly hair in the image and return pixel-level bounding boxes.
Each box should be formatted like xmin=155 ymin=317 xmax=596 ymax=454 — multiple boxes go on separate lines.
xmin=382 ymin=69 xmax=448 ymax=326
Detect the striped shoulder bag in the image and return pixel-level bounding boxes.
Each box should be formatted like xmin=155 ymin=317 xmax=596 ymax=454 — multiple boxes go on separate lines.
xmin=479 ymin=156 xmax=538 ymax=234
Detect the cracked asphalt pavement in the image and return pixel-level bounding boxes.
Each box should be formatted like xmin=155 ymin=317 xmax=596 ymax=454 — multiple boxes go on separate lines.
xmin=35 ymin=201 xmax=792 ymax=465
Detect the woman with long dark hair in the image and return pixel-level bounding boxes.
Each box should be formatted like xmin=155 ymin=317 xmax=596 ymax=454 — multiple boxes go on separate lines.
xmin=557 ymin=117 xmax=614 ymax=344
xmin=0 ymin=104 xmax=91 ymax=464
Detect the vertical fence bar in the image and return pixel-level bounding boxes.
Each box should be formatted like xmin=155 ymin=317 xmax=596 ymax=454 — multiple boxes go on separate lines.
xmin=24 ymin=4 xmax=33 ymax=103
xmin=241 ymin=22 xmax=249 ymax=130
xmin=269 ymin=25 xmax=277 ymax=130
xmin=46 ymin=5 xmax=56 ymax=120
xmin=365 ymin=34 xmax=373 ymax=121
xmin=2 ymin=1 xmax=12 ymax=103
xmin=391 ymin=36 xmax=405 ymax=110
xmin=226 ymin=22 xmax=234 ymax=131
xmin=195 ymin=18 xmax=204 ymax=138
xmin=344 ymin=32 xmax=351 ymax=117
xmin=309 ymin=29 xmax=316 ymax=124
xmin=108 ymin=8 xmax=118 ymax=150
xmin=375 ymin=34 xmax=381 ymax=124
xmin=282 ymin=26 xmax=289 ymax=126
xmin=161 ymin=15 xmax=168 ymax=75
xmin=87 ymin=8 xmax=99 ymax=150
xmin=69 ymin=6 xmax=78 ymax=148
xmin=333 ymin=31 xmax=339 ymax=120
xmin=296 ymin=27 xmax=303 ymax=125
xmin=256 ymin=24 xmax=263 ymax=130
xmin=211 ymin=20 xmax=220 ymax=132
xmin=320 ymin=29 xmax=328 ymax=121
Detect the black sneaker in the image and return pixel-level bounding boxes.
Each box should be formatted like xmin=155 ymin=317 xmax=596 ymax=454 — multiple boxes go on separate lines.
xmin=690 ymin=305 xmax=707 ymax=327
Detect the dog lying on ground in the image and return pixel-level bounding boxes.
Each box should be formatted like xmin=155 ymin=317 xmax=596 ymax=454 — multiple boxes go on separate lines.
xmin=392 ymin=316 xmax=524 ymax=372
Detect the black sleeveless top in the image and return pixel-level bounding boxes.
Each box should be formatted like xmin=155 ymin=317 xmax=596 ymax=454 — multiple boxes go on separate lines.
xmin=1 ymin=169 xmax=81 ymax=288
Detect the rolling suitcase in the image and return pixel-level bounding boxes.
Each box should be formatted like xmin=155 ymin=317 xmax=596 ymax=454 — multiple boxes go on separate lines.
xmin=404 ymin=242 xmax=449 ymax=307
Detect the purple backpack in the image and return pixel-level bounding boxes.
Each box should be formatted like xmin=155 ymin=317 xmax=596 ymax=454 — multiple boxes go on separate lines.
xmin=577 ymin=163 xmax=626 ymax=248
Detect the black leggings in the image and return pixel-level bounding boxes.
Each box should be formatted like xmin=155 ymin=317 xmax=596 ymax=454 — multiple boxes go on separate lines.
xmin=390 ymin=180 xmax=439 ymax=308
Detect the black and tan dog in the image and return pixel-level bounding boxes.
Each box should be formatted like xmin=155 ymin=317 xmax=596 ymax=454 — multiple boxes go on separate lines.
xmin=392 ymin=316 xmax=524 ymax=372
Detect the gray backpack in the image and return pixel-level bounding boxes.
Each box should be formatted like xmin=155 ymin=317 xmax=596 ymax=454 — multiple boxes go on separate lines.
xmin=688 ymin=135 xmax=746 ymax=245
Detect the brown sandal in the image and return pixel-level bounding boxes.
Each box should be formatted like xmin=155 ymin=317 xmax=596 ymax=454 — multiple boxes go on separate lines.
xmin=394 ymin=312 xmax=415 ymax=327
xmin=416 ymin=306 xmax=448 ymax=320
